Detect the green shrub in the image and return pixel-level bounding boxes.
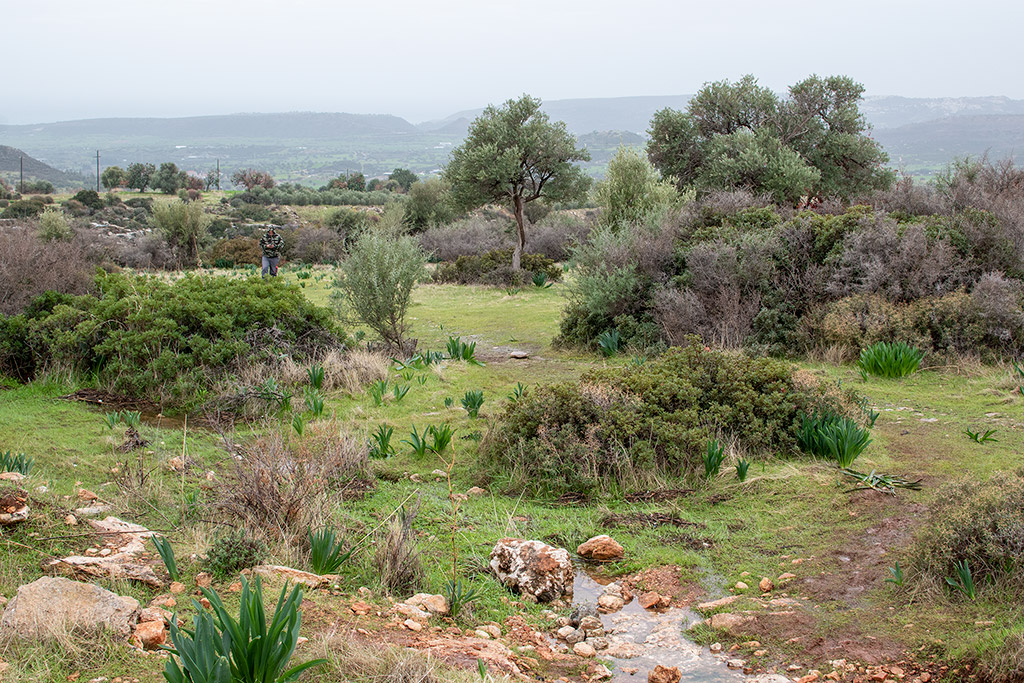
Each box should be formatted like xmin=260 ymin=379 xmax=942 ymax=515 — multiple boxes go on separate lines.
xmin=914 ymin=469 xmax=1024 ymax=590
xmin=857 ymin=341 xmax=925 ymax=379
xmin=485 ymin=338 xmax=838 ymax=494
xmin=432 ymin=249 xmax=561 ymax=285
xmin=38 ymin=207 xmax=73 ymax=242
xmin=71 ymin=190 xmax=104 ymax=211
xmin=18 ymin=271 xmax=343 ymax=408
xmin=205 ymin=531 xmax=267 ymax=578
xmin=1 ymin=198 xmax=46 ymax=219
xmin=333 ymin=229 xmax=426 ymax=351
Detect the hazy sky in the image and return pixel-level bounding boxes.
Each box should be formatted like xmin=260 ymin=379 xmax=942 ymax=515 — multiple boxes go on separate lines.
xmin=4 ymin=0 xmax=1020 ymax=125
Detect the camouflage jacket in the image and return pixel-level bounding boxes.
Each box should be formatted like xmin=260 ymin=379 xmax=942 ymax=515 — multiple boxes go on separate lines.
xmin=259 ymin=232 xmax=283 ymax=258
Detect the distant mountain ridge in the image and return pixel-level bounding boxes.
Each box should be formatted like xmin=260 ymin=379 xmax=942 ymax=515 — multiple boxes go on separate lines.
xmin=3 ymin=95 xmax=1024 ymax=186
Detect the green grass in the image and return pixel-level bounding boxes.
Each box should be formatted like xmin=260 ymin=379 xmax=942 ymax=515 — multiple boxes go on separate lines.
xmin=2 ymin=275 xmax=1024 ymax=680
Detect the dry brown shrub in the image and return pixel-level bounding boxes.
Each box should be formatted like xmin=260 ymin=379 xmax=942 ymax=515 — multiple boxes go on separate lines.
xmin=0 ymin=227 xmax=95 ymax=314
xmin=327 ymin=349 xmax=390 ymax=393
xmin=374 ymin=501 xmax=424 ymax=597
xmin=219 ymin=419 xmax=368 ymax=536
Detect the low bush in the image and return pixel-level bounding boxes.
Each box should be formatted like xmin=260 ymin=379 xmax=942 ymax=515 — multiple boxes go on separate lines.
xmin=485 ymin=338 xmax=845 ymax=494
xmin=914 ymin=469 xmax=1024 ymax=593
xmin=205 ymin=530 xmax=267 ymax=578
xmin=1 ymin=198 xmax=46 ymax=219
xmin=433 ymin=249 xmax=561 ymax=286
xmin=418 ymin=216 xmax=512 ymax=261
xmin=6 ymin=271 xmax=344 ymax=407
xmin=375 ymin=506 xmax=424 ymax=596
xmin=208 ymin=237 xmax=260 ymax=268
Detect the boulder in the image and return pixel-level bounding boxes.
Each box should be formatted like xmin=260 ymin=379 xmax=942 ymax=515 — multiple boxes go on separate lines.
xmin=648 ymin=665 xmax=682 ymax=683
xmin=489 ymin=539 xmax=573 ymax=603
xmin=576 ymin=535 xmax=624 ymax=561
xmin=597 ymin=594 xmax=624 ymax=613
xmin=759 ymin=577 xmax=774 ymax=592
xmin=0 ymin=577 xmax=139 ymax=638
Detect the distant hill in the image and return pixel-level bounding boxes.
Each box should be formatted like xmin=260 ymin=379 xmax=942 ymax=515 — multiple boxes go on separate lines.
xmin=3 ymin=96 xmax=1024 ymax=186
xmin=874 ymin=115 xmax=1024 ymax=173
xmin=420 ymin=95 xmax=693 ymax=136
xmin=0 ymin=145 xmax=87 ymax=189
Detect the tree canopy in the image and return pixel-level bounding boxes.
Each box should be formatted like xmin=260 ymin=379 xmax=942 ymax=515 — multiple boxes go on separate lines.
xmin=443 ymin=94 xmax=591 ymax=269
xmin=647 ymin=74 xmax=893 ymax=203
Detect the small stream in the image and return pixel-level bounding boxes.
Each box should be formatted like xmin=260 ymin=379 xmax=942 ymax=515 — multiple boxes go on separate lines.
xmin=571 ymin=568 xmax=747 ymax=682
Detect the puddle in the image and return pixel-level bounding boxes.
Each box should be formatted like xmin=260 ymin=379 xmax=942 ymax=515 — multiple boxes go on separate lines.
xmin=571 ymin=567 xmax=746 ymax=682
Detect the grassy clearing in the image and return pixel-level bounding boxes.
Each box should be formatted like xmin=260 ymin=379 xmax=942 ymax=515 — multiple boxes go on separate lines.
xmin=1 ymin=271 xmax=1023 ymax=679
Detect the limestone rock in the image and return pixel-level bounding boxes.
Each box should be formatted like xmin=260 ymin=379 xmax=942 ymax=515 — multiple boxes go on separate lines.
xmin=605 ymin=642 xmax=645 ymax=659
xmin=466 ymin=486 xmax=487 ymax=497
xmin=638 ymin=591 xmax=671 ymax=609
xmin=251 ymin=565 xmax=333 ymax=588
xmin=132 ymin=619 xmax=166 ymax=650
xmin=710 ymin=612 xmax=755 ymax=635
xmin=509 ymin=351 xmax=529 ymax=359
xmin=697 ymin=595 xmax=740 ymax=611
xmin=648 ymin=665 xmax=682 ymax=683
xmin=735 ymin=581 xmax=749 ymax=590
xmin=759 ymin=577 xmax=774 ymax=592
xmin=406 ymin=593 xmax=448 ymax=615
xmin=489 ymin=539 xmax=573 ymax=603
xmin=573 ymin=641 xmax=596 ymax=657
xmin=597 ymin=594 xmax=624 ymax=613
xmin=556 ymin=625 xmax=583 ymax=644
xmin=0 ymin=472 xmax=25 ymax=482
xmin=578 ymin=615 xmax=603 ymax=635
xmin=0 ymin=577 xmax=139 ymax=638
xmin=0 ymin=489 xmax=28 ymax=525
xmin=576 ymin=535 xmax=624 ymax=561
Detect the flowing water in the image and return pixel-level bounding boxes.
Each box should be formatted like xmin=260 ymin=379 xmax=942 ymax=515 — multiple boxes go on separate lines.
xmin=571 ymin=568 xmax=748 ymax=682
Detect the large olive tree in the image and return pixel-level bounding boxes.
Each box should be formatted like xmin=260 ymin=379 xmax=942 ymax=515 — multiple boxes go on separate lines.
xmin=647 ymin=74 xmax=892 ymax=203
xmin=443 ymin=95 xmax=591 ymax=270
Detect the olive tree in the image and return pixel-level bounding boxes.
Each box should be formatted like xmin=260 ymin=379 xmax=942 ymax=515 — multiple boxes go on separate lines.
xmin=443 ymin=95 xmax=591 ymax=270
xmin=647 ymin=74 xmax=892 ymax=203
xmin=595 ymin=146 xmax=677 ymax=229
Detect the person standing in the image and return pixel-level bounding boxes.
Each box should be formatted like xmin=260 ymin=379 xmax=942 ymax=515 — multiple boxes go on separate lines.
xmin=260 ymin=227 xmax=283 ymax=278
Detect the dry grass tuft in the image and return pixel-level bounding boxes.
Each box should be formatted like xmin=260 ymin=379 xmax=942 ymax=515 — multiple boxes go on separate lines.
xmin=374 ymin=501 xmax=424 ymax=598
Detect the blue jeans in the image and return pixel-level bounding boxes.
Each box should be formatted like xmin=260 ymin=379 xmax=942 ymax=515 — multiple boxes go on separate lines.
xmin=261 ymin=255 xmax=279 ymax=278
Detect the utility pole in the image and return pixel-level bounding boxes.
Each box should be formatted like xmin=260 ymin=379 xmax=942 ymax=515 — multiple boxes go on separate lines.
xmin=216 ymin=158 xmax=220 ymax=190
xmin=20 ymin=157 xmax=24 ymax=194
xmin=96 ymin=151 xmax=101 ymax=193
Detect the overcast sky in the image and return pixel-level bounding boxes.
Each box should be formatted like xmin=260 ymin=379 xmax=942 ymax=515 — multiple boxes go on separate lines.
xmin=3 ymin=0 xmax=1020 ymax=125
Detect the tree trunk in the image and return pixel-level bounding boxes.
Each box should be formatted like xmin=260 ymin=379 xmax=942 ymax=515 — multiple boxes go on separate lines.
xmin=512 ymin=195 xmax=526 ymax=271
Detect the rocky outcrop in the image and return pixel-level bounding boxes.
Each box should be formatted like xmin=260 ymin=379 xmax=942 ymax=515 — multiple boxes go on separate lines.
xmin=489 ymin=539 xmax=573 ymax=603
xmin=0 ymin=577 xmax=139 ymax=638
xmin=44 ymin=517 xmax=161 ymax=587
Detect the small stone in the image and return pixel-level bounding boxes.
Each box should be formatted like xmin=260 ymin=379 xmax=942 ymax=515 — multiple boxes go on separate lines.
xmin=194 ymin=573 xmax=212 ymax=588
xmin=479 ymin=624 xmax=501 ymax=639
xmin=198 ymin=598 xmax=211 ymax=609
xmin=578 ymin=615 xmax=603 ymax=634
xmin=169 ymin=582 xmax=186 ymax=594
xmin=350 ymin=601 xmax=373 ymax=615
xmin=64 ymin=514 xmax=78 ymax=526
xmin=777 ymin=572 xmax=797 ymax=583
xmin=406 ymin=593 xmax=449 ymax=615
xmin=167 ymin=457 xmax=184 ymax=472
xmin=132 ymin=620 xmax=166 ymax=650
xmin=466 ymin=486 xmax=487 ymax=496
xmin=638 ymin=591 xmax=670 ymax=609
xmin=754 ymin=649 xmax=767 ymax=656
xmin=735 ymin=581 xmax=749 ymax=590
xmin=597 ymin=594 xmax=624 ymax=613
xmin=796 ymin=674 xmax=820 ymax=683
xmin=710 ymin=642 xmax=723 ymax=653
xmin=920 ymin=673 xmax=931 ymax=682
xmin=577 ymin=535 xmax=625 ymax=561
xmin=573 ymin=642 xmax=596 ymax=657
xmin=77 ymin=489 xmax=98 ymax=501
xmin=648 ymin=665 xmax=682 ymax=683
xmin=473 ymin=629 xmax=491 ymax=639
xmin=728 ymin=659 xmax=746 ymax=669
xmin=403 ymin=619 xmax=423 ymax=632
xmin=759 ymin=577 xmax=774 ymax=592
xmin=227 ymin=582 xmax=242 ymax=593
xmin=740 ymin=571 xmax=751 ymax=577
xmin=588 ymin=636 xmax=609 ymax=650
xmin=509 ymin=351 xmax=529 ymax=359
xmin=592 ymin=664 xmax=613 ymax=680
